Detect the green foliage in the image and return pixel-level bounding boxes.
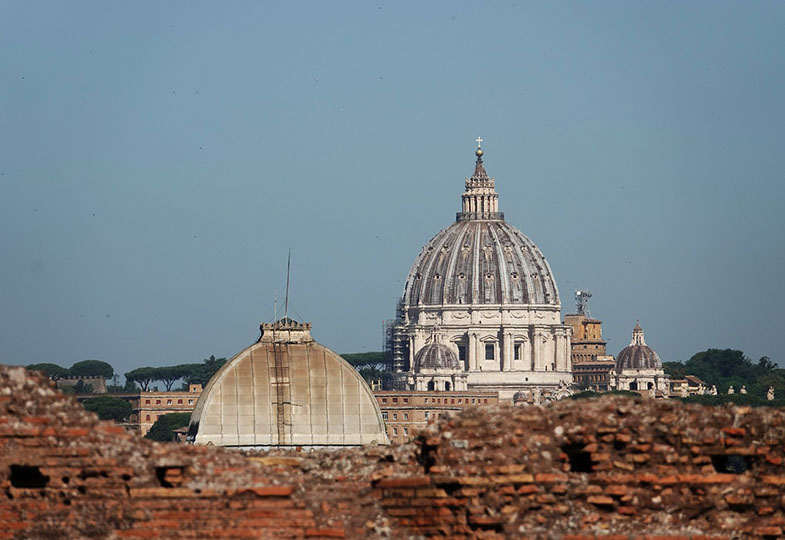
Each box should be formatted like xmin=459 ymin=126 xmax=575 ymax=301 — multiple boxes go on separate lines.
xmin=26 ymin=363 xmax=70 ymax=379
xmin=155 ymin=364 xmax=193 ymax=391
xmin=341 ymin=352 xmax=388 ymax=387
xmin=73 ymin=380 xmax=94 ymax=394
xmin=662 ymin=362 xmax=686 ymax=379
xmin=666 ymin=349 xmax=782 ymax=399
xmin=125 ymin=367 xmax=157 ymax=392
xmin=569 ymin=390 xmax=641 ymax=400
xmin=145 ymin=413 xmax=192 ymax=442
xmin=183 ymin=355 xmax=227 ymax=386
xmin=341 ymin=352 xmax=387 ymax=369
xmin=70 ymin=359 xmax=114 ymax=379
xmin=82 ymin=396 xmax=132 ymax=422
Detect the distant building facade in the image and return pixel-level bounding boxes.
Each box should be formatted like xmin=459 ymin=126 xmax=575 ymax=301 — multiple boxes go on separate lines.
xmin=564 ymin=292 xmax=614 ymax=391
xmin=375 ymin=390 xmax=500 ymax=444
xmin=57 ymin=375 xmax=108 ymax=394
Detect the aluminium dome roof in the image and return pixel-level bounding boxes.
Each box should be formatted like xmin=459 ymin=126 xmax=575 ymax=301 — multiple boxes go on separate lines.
xmin=188 ymin=318 xmax=388 ymax=447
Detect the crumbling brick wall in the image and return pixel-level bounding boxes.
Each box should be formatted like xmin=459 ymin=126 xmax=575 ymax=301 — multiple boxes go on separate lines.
xmin=2 ymin=365 xmax=785 ymax=539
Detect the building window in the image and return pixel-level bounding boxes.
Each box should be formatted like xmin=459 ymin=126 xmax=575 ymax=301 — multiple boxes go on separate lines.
xmin=403 ymin=397 xmax=409 ymax=403
xmin=393 ymin=413 xmax=397 ymax=420
xmin=514 ymin=344 xmax=522 ymax=360
xmin=382 ymin=398 xmax=387 ymax=404
xmin=156 ymin=400 xmax=161 ymax=405
xmin=177 ymin=399 xmax=183 ymax=404
xmin=404 ymin=413 xmax=408 ymax=420
xmin=458 ymin=345 xmax=466 ymax=361
xmin=458 ymin=399 xmax=462 ymax=404
xmin=392 ymin=397 xmax=398 ymax=403
xmin=188 ymin=399 xmax=193 ymax=405
xmin=145 ymin=414 xmax=151 ymax=421
xmin=382 ymin=412 xmax=388 ymax=420
xmin=424 ymin=412 xmax=429 ymax=419
xmin=403 ymin=427 xmax=408 ymax=436
xmin=166 ymin=400 xmax=172 ymax=405
xmin=393 ymin=427 xmax=398 ymax=436
xmin=484 ymin=399 xmax=488 ymax=404
xmin=451 ymin=399 xmax=455 ymax=404
xmin=145 ymin=399 xmax=150 ymax=405
xmin=424 ymin=398 xmax=429 ymax=404
xmin=485 ymin=343 xmax=494 ymax=360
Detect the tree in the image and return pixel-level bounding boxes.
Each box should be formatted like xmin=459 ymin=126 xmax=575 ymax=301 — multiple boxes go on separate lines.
xmin=145 ymin=413 xmax=192 ymax=442
xmin=125 ymin=367 xmax=157 ymax=392
xmin=184 ymin=356 xmax=228 ymax=386
xmin=662 ymin=362 xmax=686 ymax=379
xmin=70 ymin=359 xmax=114 ymax=379
xmin=341 ymin=352 xmax=387 ymax=371
xmin=342 ymin=352 xmax=388 ymax=386
xmin=82 ymin=396 xmax=132 ymax=422
xmin=154 ymin=365 xmax=193 ymax=391
xmin=26 ymin=363 xmax=69 ymax=380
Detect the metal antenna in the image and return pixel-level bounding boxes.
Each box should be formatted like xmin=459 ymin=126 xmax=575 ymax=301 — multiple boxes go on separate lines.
xmin=273 ymin=288 xmax=278 ymax=321
xmin=284 ymin=249 xmax=291 ymax=320
xmin=575 ymin=290 xmax=592 ymax=316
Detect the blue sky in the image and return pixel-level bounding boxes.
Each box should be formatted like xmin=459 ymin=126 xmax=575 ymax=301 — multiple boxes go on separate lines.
xmin=2 ymin=1 xmax=784 ymax=377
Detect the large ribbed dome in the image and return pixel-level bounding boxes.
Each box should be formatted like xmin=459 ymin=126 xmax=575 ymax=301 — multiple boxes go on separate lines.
xmin=616 ymin=321 xmax=662 ymax=371
xmin=402 ymin=148 xmax=559 ymax=306
xmin=403 ymin=220 xmax=559 ymax=306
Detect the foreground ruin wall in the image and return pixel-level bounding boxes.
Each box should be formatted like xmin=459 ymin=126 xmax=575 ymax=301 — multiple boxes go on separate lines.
xmin=2 ymin=365 xmax=785 ymax=539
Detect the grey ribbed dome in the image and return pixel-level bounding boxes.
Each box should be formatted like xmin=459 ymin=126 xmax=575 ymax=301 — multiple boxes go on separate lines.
xmin=403 ymin=220 xmax=559 ymax=306
xmin=616 ymin=322 xmax=662 ymax=371
xmin=414 ymin=343 xmax=461 ymax=371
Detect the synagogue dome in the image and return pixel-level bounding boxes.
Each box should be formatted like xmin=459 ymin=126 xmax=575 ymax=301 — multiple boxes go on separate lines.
xmin=414 ymin=342 xmax=461 ymax=372
xmin=616 ymin=321 xmax=662 ymax=371
xmin=402 ymin=148 xmax=560 ymax=307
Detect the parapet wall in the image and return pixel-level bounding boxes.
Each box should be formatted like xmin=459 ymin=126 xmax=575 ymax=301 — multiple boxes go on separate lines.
xmin=2 ymin=364 xmax=785 ymax=539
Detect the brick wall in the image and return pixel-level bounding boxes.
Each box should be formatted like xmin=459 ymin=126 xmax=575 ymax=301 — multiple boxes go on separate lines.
xmin=3 ymin=365 xmax=785 ymax=538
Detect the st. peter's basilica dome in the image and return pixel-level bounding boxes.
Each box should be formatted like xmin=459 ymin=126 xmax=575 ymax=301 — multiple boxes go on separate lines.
xmin=388 ymin=140 xmax=573 ymax=400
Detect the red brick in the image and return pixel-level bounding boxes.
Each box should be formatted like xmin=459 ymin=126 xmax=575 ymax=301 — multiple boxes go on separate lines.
xmin=305 ymin=529 xmax=345 ymax=538
xmin=376 ymin=476 xmax=431 ymax=488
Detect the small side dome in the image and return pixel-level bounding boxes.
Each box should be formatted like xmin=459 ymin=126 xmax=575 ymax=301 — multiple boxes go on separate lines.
xmin=616 ymin=321 xmax=662 ymax=371
xmin=414 ymin=343 xmax=461 ymax=371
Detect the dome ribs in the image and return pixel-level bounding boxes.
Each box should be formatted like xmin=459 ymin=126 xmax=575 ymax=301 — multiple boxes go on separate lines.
xmin=443 ymin=222 xmax=470 ymax=304
xmin=402 ymin=220 xmax=561 ymax=308
xmin=487 ymin=224 xmax=510 ymax=304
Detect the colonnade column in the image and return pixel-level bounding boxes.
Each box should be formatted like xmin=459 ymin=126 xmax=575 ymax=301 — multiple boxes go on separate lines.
xmin=468 ymin=333 xmax=477 ymax=371
xmin=531 ymin=327 xmax=541 ymax=371
xmin=554 ymin=330 xmax=566 ymax=371
xmin=502 ymin=332 xmax=513 ymax=372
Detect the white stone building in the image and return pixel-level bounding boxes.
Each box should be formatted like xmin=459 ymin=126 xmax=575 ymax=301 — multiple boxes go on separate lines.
xmin=612 ymin=321 xmax=669 ymax=395
xmin=388 ymin=142 xmax=573 ymax=401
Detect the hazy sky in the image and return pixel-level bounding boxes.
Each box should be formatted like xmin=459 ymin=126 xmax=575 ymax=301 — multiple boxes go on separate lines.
xmin=2 ymin=1 xmax=784 ymax=377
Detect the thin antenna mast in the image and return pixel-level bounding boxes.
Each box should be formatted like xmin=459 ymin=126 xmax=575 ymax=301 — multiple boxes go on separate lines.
xmin=284 ymin=249 xmax=291 ymax=319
